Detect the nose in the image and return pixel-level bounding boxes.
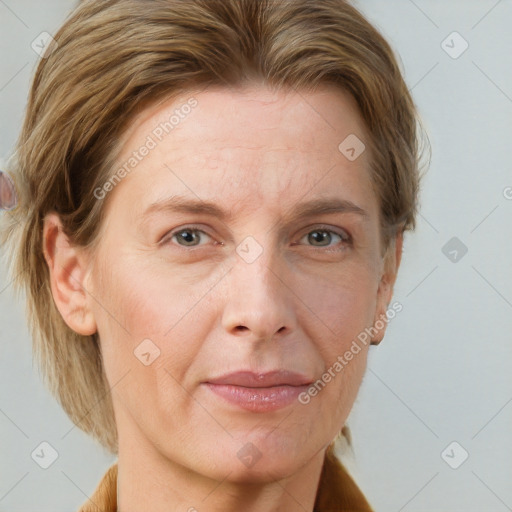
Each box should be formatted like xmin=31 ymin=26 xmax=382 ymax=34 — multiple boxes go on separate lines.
xmin=221 ymin=240 xmax=296 ymax=343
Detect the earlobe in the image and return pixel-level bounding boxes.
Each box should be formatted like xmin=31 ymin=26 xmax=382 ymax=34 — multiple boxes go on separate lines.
xmin=43 ymin=212 xmax=97 ymax=336
xmin=370 ymin=231 xmax=404 ymax=345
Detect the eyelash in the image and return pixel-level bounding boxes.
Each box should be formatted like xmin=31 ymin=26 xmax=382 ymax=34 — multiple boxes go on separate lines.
xmin=162 ymin=225 xmax=352 ymax=251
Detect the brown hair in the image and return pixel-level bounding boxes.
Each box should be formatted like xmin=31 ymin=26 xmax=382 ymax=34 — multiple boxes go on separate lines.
xmin=0 ymin=0 xmax=427 ymax=505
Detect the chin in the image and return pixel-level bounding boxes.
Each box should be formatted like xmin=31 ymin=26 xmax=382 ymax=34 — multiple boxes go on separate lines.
xmin=205 ymin=436 xmax=312 ymax=484
xmin=220 ymin=457 xmax=303 ymax=485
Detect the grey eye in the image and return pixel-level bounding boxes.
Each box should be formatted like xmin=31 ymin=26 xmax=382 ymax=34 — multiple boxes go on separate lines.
xmin=301 ymin=229 xmax=347 ymax=247
xmin=173 ymin=229 xmax=204 ymax=246
xmin=307 ymin=230 xmax=335 ymax=246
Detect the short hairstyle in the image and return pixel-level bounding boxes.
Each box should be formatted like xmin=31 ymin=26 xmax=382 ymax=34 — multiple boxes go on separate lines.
xmin=1 ymin=0 xmax=427 ymax=456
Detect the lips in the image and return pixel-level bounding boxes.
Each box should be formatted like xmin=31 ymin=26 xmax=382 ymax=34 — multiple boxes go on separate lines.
xmin=202 ymin=370 xmax=314 ymax=412
xmin=204 ymin=370 xmax=313 ymax=388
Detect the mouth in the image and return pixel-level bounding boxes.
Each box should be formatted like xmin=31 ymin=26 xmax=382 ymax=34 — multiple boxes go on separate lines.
xmin=202 ymin=370 xmax=313 ymax=412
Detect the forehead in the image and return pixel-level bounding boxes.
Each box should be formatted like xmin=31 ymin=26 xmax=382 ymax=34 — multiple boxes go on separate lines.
xmin=104 ymin=83 xmax=377 ymax=220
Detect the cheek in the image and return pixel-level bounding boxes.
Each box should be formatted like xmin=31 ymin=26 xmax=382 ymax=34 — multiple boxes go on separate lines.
xmin=93 ymin=249 xmax=187 ymax=339
xmin=301 ymin=276 xmax=373 ymax=430
xmin=91 ymin=252 xmax=215 ymax=385
xmin=91 ymin=257 xmax=202 ymax=423
xmin=294 ymin=260 xmax=378 ymax=420
xmin=332 ymin=346 xmax=369 ymax=423
xmin=298 ymin=262 xmax=378 ymax=341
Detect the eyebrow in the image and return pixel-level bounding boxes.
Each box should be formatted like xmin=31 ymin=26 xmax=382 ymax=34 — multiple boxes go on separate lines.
xmin=140 ymin=195 xmax=370 ymax=225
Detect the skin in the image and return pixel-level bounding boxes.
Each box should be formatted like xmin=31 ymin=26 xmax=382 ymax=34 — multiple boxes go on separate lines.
xmin=43 ymin=83 xmax=402 ymax=512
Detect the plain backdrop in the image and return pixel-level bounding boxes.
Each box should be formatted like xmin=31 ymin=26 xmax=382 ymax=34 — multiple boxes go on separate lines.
xmin=1 ymin=1 xmax=511 ymax=511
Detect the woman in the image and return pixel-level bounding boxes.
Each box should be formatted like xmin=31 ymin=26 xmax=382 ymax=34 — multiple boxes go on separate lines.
xmin=0 ymin=0 xmax=426 ymax=510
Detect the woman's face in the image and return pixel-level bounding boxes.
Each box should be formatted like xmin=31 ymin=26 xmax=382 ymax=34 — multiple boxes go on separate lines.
xmin=85 ymin=83 xmax=398 ymax=481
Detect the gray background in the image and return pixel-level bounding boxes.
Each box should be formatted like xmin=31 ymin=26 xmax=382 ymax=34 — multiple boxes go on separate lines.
xmin=1 ymin=1 xmax=511 ymax=511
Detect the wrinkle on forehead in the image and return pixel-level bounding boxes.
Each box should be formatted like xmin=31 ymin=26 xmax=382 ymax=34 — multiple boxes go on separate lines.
xmin=104 ymin=82 xmax=376 ymax=232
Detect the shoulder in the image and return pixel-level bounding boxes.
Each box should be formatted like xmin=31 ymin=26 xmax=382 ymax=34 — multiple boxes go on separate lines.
xmin=314 ymin=445 xmax=374 ymax=511
xmin=77 ymin=463 xmax=118 ymax=512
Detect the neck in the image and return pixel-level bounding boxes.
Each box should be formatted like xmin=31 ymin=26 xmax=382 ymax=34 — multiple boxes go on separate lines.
xmin=116 ymin=422 xmax=326 ymax=512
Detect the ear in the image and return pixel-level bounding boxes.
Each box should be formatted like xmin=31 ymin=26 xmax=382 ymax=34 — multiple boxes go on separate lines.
xmin=370 ymin=230 xmax=403 ymax=345
xmin=0 ymin=170 xmax=18 ymax=210
xmin=42 ymin=212 xmax=97 ymax=336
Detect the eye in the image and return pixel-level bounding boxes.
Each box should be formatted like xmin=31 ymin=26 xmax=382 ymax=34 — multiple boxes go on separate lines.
xmin=165 ymin=227 xmax=212 ymax=247
xmin=297 ymin=227 xmax=351 ymax=249
xmin=162 ymin=225 xmax=351 ymax=250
